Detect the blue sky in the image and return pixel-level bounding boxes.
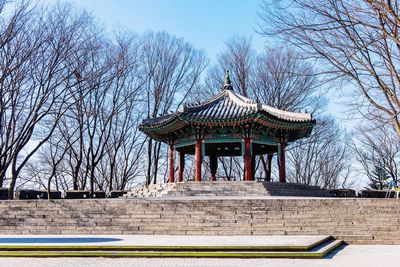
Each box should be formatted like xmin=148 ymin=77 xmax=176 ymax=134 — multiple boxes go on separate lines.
xmin=61 ymin=0 xmax=349 ymax=124
xmin=67 ymin=0 xmax=266 ymax=62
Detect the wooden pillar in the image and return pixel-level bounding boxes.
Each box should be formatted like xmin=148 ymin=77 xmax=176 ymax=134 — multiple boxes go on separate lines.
xmin=195 ymin=139 xmax=202 ymax=182
xmin=279 ymin=142 xmax=286 ymax=183
xmin=169 ymin=143 xmax=174 ymax=183
xmin=178 ymin=152 xmax=185 ymax=182
xmin=210 ymin=154 xmax=217 ymax=181
xmin=244 ymin=138 xmax=252 ymax=181
xmin=251 ymin=154 xmax=256 ymax=181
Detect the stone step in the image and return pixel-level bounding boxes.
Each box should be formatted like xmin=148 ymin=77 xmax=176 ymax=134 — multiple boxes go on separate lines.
xmin=0 ymin=235 xmax=343 ymax=258
xmin=123 ymin=181 xmax=332 ymax=198
xmin=0 ymin=198 xmax=399 ymax=244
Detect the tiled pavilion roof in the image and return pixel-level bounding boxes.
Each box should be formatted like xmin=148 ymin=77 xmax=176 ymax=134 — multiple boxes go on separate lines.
xmin=182 ymin=89 xmax=312 ymax=122
xmin=140 ymin=87 xmax=313 ymax=129
xmin=139 ymin=71 xmax=316 ymax=142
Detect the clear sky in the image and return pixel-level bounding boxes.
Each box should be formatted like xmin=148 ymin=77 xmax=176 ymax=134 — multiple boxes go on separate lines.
xmin=61 ymin=0 xmax=349 ymax=123
xmin=65 ymin=0 xmax=266 ymax=63
xmin=52 ymin=0 xmax=349 ymax=126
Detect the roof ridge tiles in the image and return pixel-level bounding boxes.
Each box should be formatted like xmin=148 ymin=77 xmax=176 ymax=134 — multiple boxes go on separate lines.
xmin=261 ymin=104 xmax=312 ymax=121
xmin=227 ymin=90 xmax=258 ymax=110
xmin=226 ymin=90 xmax=312 ymax=122
xmin=183 ymin=90 xmax=228 ymax=112
xmin=141 ymin=88 xmax=314 ymax=130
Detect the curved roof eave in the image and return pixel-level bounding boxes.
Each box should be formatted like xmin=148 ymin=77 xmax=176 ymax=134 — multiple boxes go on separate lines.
xmin=139 ymin=89 xmax=316 ymax=131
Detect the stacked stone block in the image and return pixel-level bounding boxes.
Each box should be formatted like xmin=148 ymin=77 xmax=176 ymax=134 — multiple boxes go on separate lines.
xmin=0 ymin=198 xmax=399 ymax=245
xmin=124 ymin=181 xmax=332 ymax=198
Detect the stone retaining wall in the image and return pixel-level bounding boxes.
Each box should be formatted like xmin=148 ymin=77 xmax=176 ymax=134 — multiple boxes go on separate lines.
xmin=0 ymin=198 xmax=399 ymax=244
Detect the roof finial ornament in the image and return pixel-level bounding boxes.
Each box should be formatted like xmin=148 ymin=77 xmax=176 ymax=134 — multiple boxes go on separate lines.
xmin=223 ymin=70 xmax=233 ymax=91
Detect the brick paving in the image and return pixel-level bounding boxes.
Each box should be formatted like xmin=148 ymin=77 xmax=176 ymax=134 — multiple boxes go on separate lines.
xmin=0 ymin=245 xmax=398 ymax=267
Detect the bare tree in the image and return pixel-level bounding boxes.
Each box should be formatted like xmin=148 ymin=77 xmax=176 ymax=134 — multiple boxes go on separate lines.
xmin=0 ymin=2 xmax=98 ymax=198
xmin=12 ymin=4 xmax=146 ymax=196
xmin=287 ymin=116 xmax=353 ymax=188
xmin=206 ymin=35 xmax=255 ymax=97
xmin=98 ymin=34 xmax=146 ymax=191
xmin=254 ymin=48 xmax=324 ymax=113
xmin=259 ymin=0 xmax=400 ymax=136
xmin=21 ymin=129 xmax=72 ymax=197
xmin=47 ymin=31 xmax=144 ymax=195
xmin=353 ymin=118 xmax=400 ymax=189
xmin=0 ymin=1 xmax=39 ymax=189
xmin=254 ymin=47 xmax=325 ymax=181
xmin=80 ymin=37 xmax=144 ymax=196
xmin=142 ymin=31 xmax=207 ymax=185
xmin=102 ymin=113 xmax=146 ymax=190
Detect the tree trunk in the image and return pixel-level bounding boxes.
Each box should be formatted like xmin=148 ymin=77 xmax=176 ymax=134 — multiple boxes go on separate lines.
xmin=8 ymin=179 xmax=16 ymax=200
xmin=8 ymin=171 xmax=17 ymax=200
xmin=0 ymin=165 xmax=6 ymax=188
xmin=393 ymin=117 xmax=400 ymax=138
xmin=251 ymin=154 xmax=256 ymax=181
xmin=146 ymin=138 xmax=152 ymax=186
xmin=109 ymin=160 xmax=115 ymax=192
xmin=47 ymin=172 xmax=55 ymax=200
xmin=72 ymin=159 xmax=81 ymax=190
xmin=8 ymin=157 xmax=20 ymax=199
xmin=152 ymin=141 xmax=161 ymax=184
xmin=266 ymin=154 xmax=273 ymax=181
xmin=261 ymin=154 xmax=273 ymax=181
xmin=90 ymin=164 xmax=95 ymax=197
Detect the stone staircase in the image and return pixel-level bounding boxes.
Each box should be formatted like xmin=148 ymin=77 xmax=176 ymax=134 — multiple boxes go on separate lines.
xmin=124 ymin=183 xmax=174 ymax=198
xmin=0 ymin=198 xmax=399 ymax=244
xmin=123 ymin=181 xmax=332 ymax=198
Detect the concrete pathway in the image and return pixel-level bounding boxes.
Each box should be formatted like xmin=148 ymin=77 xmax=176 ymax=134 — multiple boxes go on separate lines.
xmin=0 ymin=234 xmax=328 ymax=247
xmin=0 ymin=245 xmax=398 ymax=267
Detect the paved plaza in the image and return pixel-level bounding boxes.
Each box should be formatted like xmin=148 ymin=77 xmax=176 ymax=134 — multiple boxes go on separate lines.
xmin=0 ymin=235 xmax=398 ymax=266
xmin=0 ymin=245 xmax=398 ymax=267
xmin=0 ymin=234 xmax=329 ymax=247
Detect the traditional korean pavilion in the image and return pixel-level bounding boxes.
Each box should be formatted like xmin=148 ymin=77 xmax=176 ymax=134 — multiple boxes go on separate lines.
xmin=139 ymin=71 xmax=316 ymax=183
